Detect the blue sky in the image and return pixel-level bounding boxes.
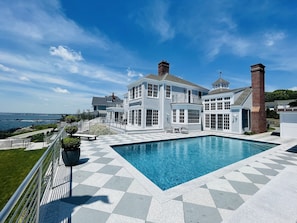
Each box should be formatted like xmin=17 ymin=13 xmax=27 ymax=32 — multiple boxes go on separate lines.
xmin=0 ymin=0 xmax=297 ymax=114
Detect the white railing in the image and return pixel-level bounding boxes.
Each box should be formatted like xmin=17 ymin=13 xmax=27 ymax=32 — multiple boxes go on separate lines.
xmin=0 ymin=127 xmax=66 ymax=223
xmin=0 ymin=138 xmax=31 ymax=149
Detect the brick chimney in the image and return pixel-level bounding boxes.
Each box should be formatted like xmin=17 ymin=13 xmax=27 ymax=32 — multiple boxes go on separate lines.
xmin=158 ymin=61 xmax=169 ymax=76
xmin=251 ymin=63 xmax=266 ymax=133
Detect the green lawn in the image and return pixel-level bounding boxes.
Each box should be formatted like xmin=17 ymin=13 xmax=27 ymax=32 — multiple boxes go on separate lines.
xmin=0 ymin=148 xmax=45 ymax=210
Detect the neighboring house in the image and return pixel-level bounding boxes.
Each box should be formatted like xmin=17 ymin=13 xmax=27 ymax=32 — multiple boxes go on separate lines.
xmin=265 ymin=99 xmax=296 ymax=111
xmin=202 ymin=63 xmax=267 ymax=134
xmin=92 ymin=93 xmax=123 ymax=119
xmin=278 ymin=107 xmax=297 ymax=138
xmin=125 ymin=61 xmax=209 ymax=131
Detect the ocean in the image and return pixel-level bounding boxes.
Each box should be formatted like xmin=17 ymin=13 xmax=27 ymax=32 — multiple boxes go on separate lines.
xmin=0 ymin=113 xmax=63 ymax=131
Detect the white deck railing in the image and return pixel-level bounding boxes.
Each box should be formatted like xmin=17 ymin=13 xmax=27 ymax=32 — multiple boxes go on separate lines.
xmin=0 ymin=127 xmax=66 ymax=223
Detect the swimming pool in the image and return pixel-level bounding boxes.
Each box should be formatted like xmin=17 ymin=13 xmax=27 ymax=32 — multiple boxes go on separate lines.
xmin=112 ymin=136 xmax=277 ymax=190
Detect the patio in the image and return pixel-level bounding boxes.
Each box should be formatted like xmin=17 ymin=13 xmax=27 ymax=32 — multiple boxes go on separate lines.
xmin=39 ymin=131 xmax=297 ymax=223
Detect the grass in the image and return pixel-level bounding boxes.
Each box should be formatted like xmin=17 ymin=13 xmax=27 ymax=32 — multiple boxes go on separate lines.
xmin=0 ymin=148 xmax=46 ymax=210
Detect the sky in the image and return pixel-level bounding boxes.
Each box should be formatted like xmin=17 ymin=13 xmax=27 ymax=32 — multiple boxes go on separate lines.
xmin=0 ymin=0 xmax=297 ymax=114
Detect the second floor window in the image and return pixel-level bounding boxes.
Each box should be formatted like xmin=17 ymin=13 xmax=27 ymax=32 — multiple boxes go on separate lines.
xmin=148 ymin=84 xmax=158 ymax=98
xmin=166 ymin=85 xmax=171 ymax=98
xmin=224 ymin=101 xmax=230 ymax=110
xmin=129 ymin=85 xmax=142 ymax=100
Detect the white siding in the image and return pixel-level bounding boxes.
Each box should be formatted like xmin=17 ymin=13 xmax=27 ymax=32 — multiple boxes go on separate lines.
xmin=280 ymin=112 xmax=297 ymax=138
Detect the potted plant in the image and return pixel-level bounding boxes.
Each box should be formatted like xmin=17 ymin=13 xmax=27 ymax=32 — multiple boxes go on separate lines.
xmin=61 ymin=116 xmax=81 ymax=166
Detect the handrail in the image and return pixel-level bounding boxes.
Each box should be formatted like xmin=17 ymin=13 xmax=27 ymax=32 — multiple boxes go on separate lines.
xmin=0 ymin=126 xmax=65 ymax=223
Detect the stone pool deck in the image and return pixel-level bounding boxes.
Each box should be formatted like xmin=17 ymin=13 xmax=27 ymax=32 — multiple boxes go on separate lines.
xmin=40 ymin=131 xmax=297 ymax=223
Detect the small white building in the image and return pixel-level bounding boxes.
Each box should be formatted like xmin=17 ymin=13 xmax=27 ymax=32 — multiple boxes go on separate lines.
xmin=202 ymin=63 xmax=267 ymax=134
xmin=278 ymin=108 xmax=297 ymax=138
xmin=202 ymin=80 xmax=252 ymax=134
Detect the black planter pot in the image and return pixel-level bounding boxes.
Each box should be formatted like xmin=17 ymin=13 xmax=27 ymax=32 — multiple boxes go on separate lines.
xmin=62 ymin=149 xmax=80 ymax=166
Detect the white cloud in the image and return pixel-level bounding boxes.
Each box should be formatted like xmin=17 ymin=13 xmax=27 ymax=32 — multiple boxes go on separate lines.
xmin=49 ymin=46 xmax=83 ymax=62
xmin=289 ymin=86 xmax=297 ymax=91
xmin=207 ymin=34 xmax=250 ymax=59
xmin=264 ymin=31 xmax=285 ymax=46
xmin=126 ymin=67 xmax=143 ymax=78
xmin=0 ymin=63 xmax=15 ymax=72
xmin=52 ymin=87 xmax=69 ymax=94
xmin=136 ymin=0 xmax=175 ymax=41
xmin=19 ymin=76 xmax=30 ymax=81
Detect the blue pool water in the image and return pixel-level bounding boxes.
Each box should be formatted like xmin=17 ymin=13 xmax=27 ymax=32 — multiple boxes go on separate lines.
xmin=112 ymin=136 xmax=277 ymax=190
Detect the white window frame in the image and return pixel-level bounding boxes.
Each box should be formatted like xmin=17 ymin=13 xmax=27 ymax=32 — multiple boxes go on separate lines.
xmin=148 ymin=84 xmax=158 ymax=98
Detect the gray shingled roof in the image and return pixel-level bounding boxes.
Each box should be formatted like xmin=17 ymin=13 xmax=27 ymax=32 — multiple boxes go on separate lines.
xmin=145 ymin=73 xmax=208 ymax=91
xmin=212 ymin=77 xmax=230 ymax=86
xmin=233 ymin=87 xmax=252 ymax=106
xmin=208 ymin=86 xmax=250 ymax=96
xmin=92 ymin=95 xmax=123 ymax=106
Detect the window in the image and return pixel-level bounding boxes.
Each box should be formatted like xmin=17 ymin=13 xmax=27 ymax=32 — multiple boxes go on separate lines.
xmin=131 ymin=110 xmax=135 ymax=124
xmin=133 ymin=110 xmax=141 ymax=125
xmin=148 ymin=84 xmax=158 ymax=98
xmin=146 ymin=109 xmax=158 ymax=126
xmin=138 ymin=109 xmax=141 ymax=126
xmin=148 ymin=84 xmax=152 ymax=97
xmin=211 ymin=103 xmax=216 ymax=110
xmin=217 ymin=102 xmax=223 ymax=110
xmin=130 ymin=85 xmax=142 ymax=99
xmin=224 ymin=101 xmax=230 ymax=110
xmin=205 ymin=103 xmax=209 ymax=110
xmin=211 ymin=98 xmax=216 ymax=101
xmin=138 ymin=85 xmax=142 ymax=97
xmin=153 ymin=110 xmax=158 ymax=125
xmin=129 ymin=88 xmax=133 ymax=99
xmin=211 ymin=114 xmax=216 ymax=129
xmin=146 ymin=110 xmax=152 ymax=126
xmin=218 ymin=114 xmax=223 ymax=129
xmin=224 ymin=114 xmax=230 ymax=130
xmin=135 ymin=86 xmax=138 ymax=98
xmin=173 ymin=109 xmax=176 ymax=122
xmin=188 ymin=90 xmax=191 ymax=103
xmin=128 ymin=110 xmax=132 ymax=124
xmin=217 ymin=98 xmax=222 ymax=101
xmin=153 ymin=85 xmax=158 ymax=97
xmin=179 ymin=109 xmax=184 ymax=123
xmin=205 ymin=114 xmax=210 ymax=128
xmin=166 ymin=85 xmax=171 ymax=98
xmin=188 ymin=110 xmax=200 ymax=123
xmin=224 ymin=97 xmax=230 ymax=100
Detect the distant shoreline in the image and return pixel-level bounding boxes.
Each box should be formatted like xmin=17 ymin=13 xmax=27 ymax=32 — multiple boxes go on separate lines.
xmin=0 ymin=113 xmax=63 ymax=132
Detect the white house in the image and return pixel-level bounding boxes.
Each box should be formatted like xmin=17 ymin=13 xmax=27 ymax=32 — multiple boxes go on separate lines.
xmin=107 ymin=62 xmax=267 ymax=134
xmin=125 ymin=61 xmax=209 ymax=131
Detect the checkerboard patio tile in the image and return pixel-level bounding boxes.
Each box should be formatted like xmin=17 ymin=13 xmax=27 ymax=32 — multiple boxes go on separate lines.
xmin=40 ymin=132 xmax=297 ymax=223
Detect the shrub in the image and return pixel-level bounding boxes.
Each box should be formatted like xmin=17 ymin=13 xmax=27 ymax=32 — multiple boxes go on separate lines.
xmin=30 ymin=133 xmax=45 ymax=142
xmin=65 ymin=115 xmax=78 ymax=123
xmin=61 ymin=137 xmax=80 ymax=151
xmin=65 ymin=126 xmax=78 ymax=135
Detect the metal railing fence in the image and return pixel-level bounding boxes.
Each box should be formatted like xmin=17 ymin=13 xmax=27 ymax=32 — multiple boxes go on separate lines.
xmin=0 ymin=127 xmax=66 ymax=223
